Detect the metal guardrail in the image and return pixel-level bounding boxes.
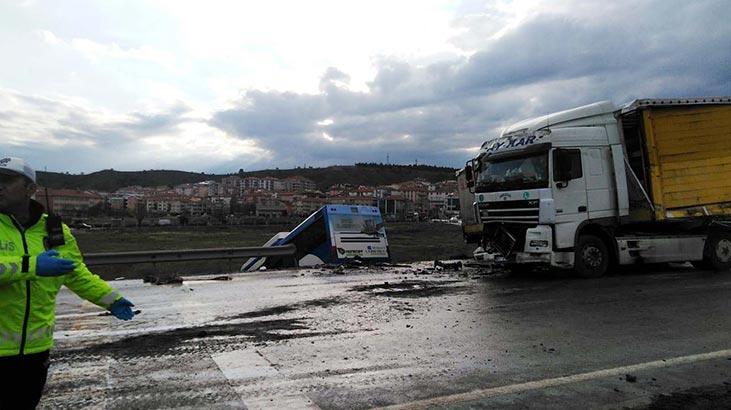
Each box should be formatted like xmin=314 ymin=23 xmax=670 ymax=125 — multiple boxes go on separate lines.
xmin=83 ymin=244 xmax=297 ymax=266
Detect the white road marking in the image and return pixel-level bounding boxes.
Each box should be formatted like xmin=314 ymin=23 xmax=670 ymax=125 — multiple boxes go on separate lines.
xmin=212 ymin=349 xmax=279 ymax=380
xmin=212 ymin=349 xmax=320 ymax=410
xmin=381 ymin=348 xmax=731 ymax=409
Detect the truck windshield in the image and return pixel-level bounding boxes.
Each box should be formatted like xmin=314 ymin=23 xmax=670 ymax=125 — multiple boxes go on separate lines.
xmin=476 ymin=152 xmax=549 ymax=192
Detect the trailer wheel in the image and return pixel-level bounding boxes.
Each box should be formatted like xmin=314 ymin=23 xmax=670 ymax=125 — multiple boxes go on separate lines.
xmin=705 ymin=231 xmax=731 ymax=271
xmin=574 ymin=234 xmax=609 ymax=278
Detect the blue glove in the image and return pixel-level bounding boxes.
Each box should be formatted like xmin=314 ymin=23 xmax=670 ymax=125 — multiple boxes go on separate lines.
xmin=109 ymin=298 xmax=135 ymax=320
xmin=36 ymin=250 xmax=76 ymax=277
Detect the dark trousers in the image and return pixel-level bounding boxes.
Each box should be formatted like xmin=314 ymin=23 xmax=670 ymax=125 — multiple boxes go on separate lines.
xmin=0 ymin=350 xmax=50 ymax=410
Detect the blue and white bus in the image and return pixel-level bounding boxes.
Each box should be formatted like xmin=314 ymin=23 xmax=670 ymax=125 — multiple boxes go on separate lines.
xmin=242 ymin=204 xmax=390 ymax=271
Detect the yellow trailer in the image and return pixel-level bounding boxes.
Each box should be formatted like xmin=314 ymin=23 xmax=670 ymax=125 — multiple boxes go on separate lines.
xmin=619 ymin=98 xmax=731 ymax=221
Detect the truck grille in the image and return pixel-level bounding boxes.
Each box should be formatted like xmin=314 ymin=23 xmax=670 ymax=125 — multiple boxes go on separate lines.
xmin=478 ymin=199 xmax=539 ymax=224
xmin=484 ymin=223 xmax=531 ymax=254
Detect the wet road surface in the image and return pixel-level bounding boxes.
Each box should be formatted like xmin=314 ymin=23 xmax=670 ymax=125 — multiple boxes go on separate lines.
xmin=42 ymin=264 xmax=731 ymax=409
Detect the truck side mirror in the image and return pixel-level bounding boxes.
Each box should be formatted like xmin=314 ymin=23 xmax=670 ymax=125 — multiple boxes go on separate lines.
xmin=464 ymin=164 xmax=474 ymax=188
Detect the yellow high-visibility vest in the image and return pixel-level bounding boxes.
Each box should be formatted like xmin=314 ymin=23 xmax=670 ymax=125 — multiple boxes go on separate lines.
xmin=0 ymin=200 xmax=122 ymax=356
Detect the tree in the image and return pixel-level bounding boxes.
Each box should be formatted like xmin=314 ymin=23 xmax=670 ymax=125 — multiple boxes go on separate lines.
xmin=229 ymin=194 xmax=241 ymax=214
xmin=135 ymin=201 xmax=147 ymax=227
xmin=87 ymin=201 xmax=106 ymax=217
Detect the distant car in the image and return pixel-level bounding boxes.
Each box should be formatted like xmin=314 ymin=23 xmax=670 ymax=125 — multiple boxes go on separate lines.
xmin=157 ymin=218 xmax=172 ymax=226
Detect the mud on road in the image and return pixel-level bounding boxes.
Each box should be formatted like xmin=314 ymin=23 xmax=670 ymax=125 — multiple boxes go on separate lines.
xmin=43 ymin=263 xmax=730 ymax=409
xmin=55 ymin=275 xmax=471 ymax=363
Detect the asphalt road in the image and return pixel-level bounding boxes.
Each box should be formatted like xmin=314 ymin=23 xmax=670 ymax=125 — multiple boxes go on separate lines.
xmin=42 ymin=263 xmax=730 ymax=409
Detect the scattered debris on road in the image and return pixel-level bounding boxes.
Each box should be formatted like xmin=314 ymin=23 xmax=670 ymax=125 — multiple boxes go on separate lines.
xmin=220 ymin=296 xmax=344 ymax=320
xmin=348 ymin=279 xmax=467 ymax=298
xmin=434 ymin=259 xmax=463 ymax=271
xmin=143 ymin=273 xmax=183 ymax=285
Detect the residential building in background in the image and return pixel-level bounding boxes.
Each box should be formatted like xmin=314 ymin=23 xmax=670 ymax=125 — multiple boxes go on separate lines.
xmin=283 ymin=176 xmax=317 ymax=192
xmin=35 ymin=188 xmax=103 ymax=216
xmin=36 ymin=172 xmax=459 ymax=222
xmin=255 ymin=197 xmax=290 ymax=218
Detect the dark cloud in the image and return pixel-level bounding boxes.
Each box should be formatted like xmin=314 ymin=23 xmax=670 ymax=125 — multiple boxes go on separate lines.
xmin=50 ymin=101 xmax=192 ymax=144
xmin=212 ymin=91 xmax=326 ymax=138
xmin=124 ymin=102 xmax=191 ymax=134
xmin=319 ymin=67 xmax=351 ymax=91
xmin=0 ymin=92 xmax=197 ymax=172
xmin=3 ymin=0 xmax=729 ymax=174
xmin=208 ymin=0 xmax=731 ymax=171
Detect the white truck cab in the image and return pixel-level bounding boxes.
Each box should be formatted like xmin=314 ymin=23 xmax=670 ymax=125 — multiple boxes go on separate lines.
xmin=465 ymin=98 xmax=731 ymax=277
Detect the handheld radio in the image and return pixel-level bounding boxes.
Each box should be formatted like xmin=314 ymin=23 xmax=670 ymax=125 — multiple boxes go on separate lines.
xmin=43 ymin=187 xmax=65 ymax=249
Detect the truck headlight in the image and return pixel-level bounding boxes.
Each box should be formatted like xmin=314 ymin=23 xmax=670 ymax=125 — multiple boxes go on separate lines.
xmin=529 ymin=240 xmax=549 ymax=248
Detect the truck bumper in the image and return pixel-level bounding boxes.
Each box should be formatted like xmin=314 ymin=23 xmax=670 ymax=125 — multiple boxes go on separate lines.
xmin=475 ymin=225 xmax=574 ymax=268
xmin=474 ymin=248 xmax=573 ymax=268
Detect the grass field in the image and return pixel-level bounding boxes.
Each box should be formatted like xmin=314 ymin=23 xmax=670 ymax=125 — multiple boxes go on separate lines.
xmin=73 ymin=222 xmax=477 ymax=280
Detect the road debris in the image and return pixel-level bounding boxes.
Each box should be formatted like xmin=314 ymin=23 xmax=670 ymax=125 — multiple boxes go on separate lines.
xmin=434 ymin=259 xmax=463 ymax=271
xmin=348 ymin=279 xmax=468 ymax=298
xmin=143 ymin=273 xmax=183 ymax=285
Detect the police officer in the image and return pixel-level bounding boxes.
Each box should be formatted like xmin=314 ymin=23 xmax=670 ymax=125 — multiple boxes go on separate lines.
xmin=0 ymin=156 xmax=135 ymax=409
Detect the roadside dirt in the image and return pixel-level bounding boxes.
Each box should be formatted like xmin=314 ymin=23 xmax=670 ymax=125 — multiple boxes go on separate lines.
xmin=73 ymin=222 xmax=476 ymax=280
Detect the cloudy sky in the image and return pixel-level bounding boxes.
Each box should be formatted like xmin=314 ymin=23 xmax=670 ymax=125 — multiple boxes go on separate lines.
xmin=0 ymin=0 xmax=728 ymax=174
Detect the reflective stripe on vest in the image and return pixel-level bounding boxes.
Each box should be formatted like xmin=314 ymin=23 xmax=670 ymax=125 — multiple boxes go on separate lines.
xmin=0 ymin=262 xmax=19 ymax=276
xmin=28 ymin=325 xmax=54 ymax=343
xmin=0 ymin=325 xmax=54 ymax=344
xmin=0 ymin=331 xmax=21 ymax=344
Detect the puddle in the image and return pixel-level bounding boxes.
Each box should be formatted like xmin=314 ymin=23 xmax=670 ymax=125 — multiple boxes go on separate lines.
xmin=348 ymin=280 xmax=468 ymax=298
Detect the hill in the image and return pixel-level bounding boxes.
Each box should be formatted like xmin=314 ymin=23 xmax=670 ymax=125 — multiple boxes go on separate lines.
xmin=36 ymin=169 xmax=215 ymax=192
xmin=36 ymin=163 xmax=457 ymax=192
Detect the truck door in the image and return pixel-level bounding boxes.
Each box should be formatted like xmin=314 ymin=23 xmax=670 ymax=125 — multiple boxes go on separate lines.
xmin=552 ymin=148 xmax=588 ymax=248
xmin=584 ymin=147 xmax=616 ymax=218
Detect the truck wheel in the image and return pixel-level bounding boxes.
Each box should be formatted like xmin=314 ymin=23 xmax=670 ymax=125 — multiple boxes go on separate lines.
xmin=705 ymin=232 xmax=731 ymax=271
xmin=574 ymin=235 xmax=609 ymax=278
